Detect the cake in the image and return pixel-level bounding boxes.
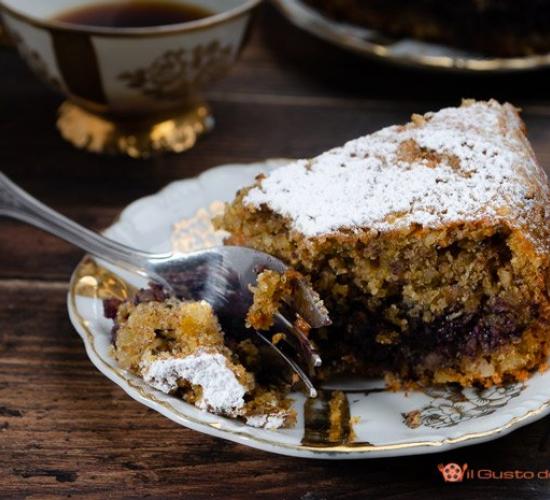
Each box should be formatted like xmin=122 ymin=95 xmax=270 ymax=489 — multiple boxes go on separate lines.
xmin=216 ymin=99 xmax=550 ymax=388
xmin=104 ymin=285 xmax=295 ymax=428
xmin=247 ymin=268 xmax=310 ymax=331
xmin=303 ymin=0 xmax=550 ymax=57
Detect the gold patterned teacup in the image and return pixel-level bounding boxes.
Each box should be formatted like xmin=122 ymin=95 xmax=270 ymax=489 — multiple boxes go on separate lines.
xmin=1 ymin=0 xmax=260 ymax=157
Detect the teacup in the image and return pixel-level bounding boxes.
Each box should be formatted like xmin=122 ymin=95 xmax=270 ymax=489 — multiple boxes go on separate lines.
xmin=1 ymin=0 xmax=260 ymax=157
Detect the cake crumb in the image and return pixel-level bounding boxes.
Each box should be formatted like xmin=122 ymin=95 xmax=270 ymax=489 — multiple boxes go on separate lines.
xmin=402 ymin=410 xmax=422 ymax=429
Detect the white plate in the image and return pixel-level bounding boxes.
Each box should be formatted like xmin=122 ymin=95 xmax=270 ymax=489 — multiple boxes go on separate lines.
xmin=67 ymin=160 xmax=550 ymax=459
xmin=273 ymin=0 xmax=550 ymax=73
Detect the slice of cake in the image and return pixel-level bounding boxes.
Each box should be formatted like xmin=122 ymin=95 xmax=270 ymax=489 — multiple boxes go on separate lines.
xmin=216 ymin=100 xmax=550 ymax=388
xmin=105 ymin=286 xmax=295 ymax=428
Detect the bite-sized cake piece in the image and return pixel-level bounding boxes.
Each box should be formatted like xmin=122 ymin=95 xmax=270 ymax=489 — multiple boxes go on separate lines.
xmin=247 ymin=269 xmax=309 ymax=331
xmin=304 ymin=0 xmax=550 ymax=57
xmin=104 ymin=286 xmax=295 ymax=428
xmin=217 ymin=99 xmax=550 ymax=388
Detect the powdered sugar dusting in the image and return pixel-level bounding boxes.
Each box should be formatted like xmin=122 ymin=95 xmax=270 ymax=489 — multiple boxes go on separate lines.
xmin=142 ymin=350 xmax=247 ymax=417
xmin=246 ymin=413 xmax=286 ymax=429
xmin=245 ymin=101 xmax=548 ymax=243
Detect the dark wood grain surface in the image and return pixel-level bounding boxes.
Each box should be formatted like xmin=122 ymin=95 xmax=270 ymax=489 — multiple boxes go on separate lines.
xmin=1 ymin=5 xmax=550 ymax=498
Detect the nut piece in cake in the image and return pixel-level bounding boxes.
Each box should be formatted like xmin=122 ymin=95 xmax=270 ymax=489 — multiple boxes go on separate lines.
xmin=216 ymin=99 xmax=550 ymax=388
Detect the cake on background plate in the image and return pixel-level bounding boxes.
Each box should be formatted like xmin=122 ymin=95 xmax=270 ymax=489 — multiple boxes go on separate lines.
xmin=217 ymin=99 xmax=550 ymax=388
xmin=304 ymin=0 xmax=550 ymax=57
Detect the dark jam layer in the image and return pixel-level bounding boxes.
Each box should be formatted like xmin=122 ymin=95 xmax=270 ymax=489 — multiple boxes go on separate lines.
xmin=317 ymin=298 xmax=534 ymax=374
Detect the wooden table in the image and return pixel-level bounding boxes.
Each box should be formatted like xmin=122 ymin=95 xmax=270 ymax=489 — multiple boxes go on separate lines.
xmin=2 ymin=5 xmax=550 ymax=498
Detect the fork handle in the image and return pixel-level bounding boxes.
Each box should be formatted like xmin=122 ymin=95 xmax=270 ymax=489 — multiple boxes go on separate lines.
xmin=0 ymin=171 xmax=168 ymax=276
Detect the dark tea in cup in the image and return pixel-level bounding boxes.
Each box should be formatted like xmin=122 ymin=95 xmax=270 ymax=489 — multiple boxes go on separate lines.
xmin=55 ymin=1 xmax=213 ymax=28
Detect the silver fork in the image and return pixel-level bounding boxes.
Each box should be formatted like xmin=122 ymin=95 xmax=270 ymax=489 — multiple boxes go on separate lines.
xmin=0 ymin=172 xmax=330 ymax=397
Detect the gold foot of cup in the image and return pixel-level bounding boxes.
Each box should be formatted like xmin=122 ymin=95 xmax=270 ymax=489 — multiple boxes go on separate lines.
xmin=57 ymin=101 xmax=214 ymax=158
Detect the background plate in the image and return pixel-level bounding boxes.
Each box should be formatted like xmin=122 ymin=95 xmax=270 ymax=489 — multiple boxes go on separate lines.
xmin=67 ymin=161 xmax=550 ymax=459
xmin=273 ymin=0 xmax=550 ymax=73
